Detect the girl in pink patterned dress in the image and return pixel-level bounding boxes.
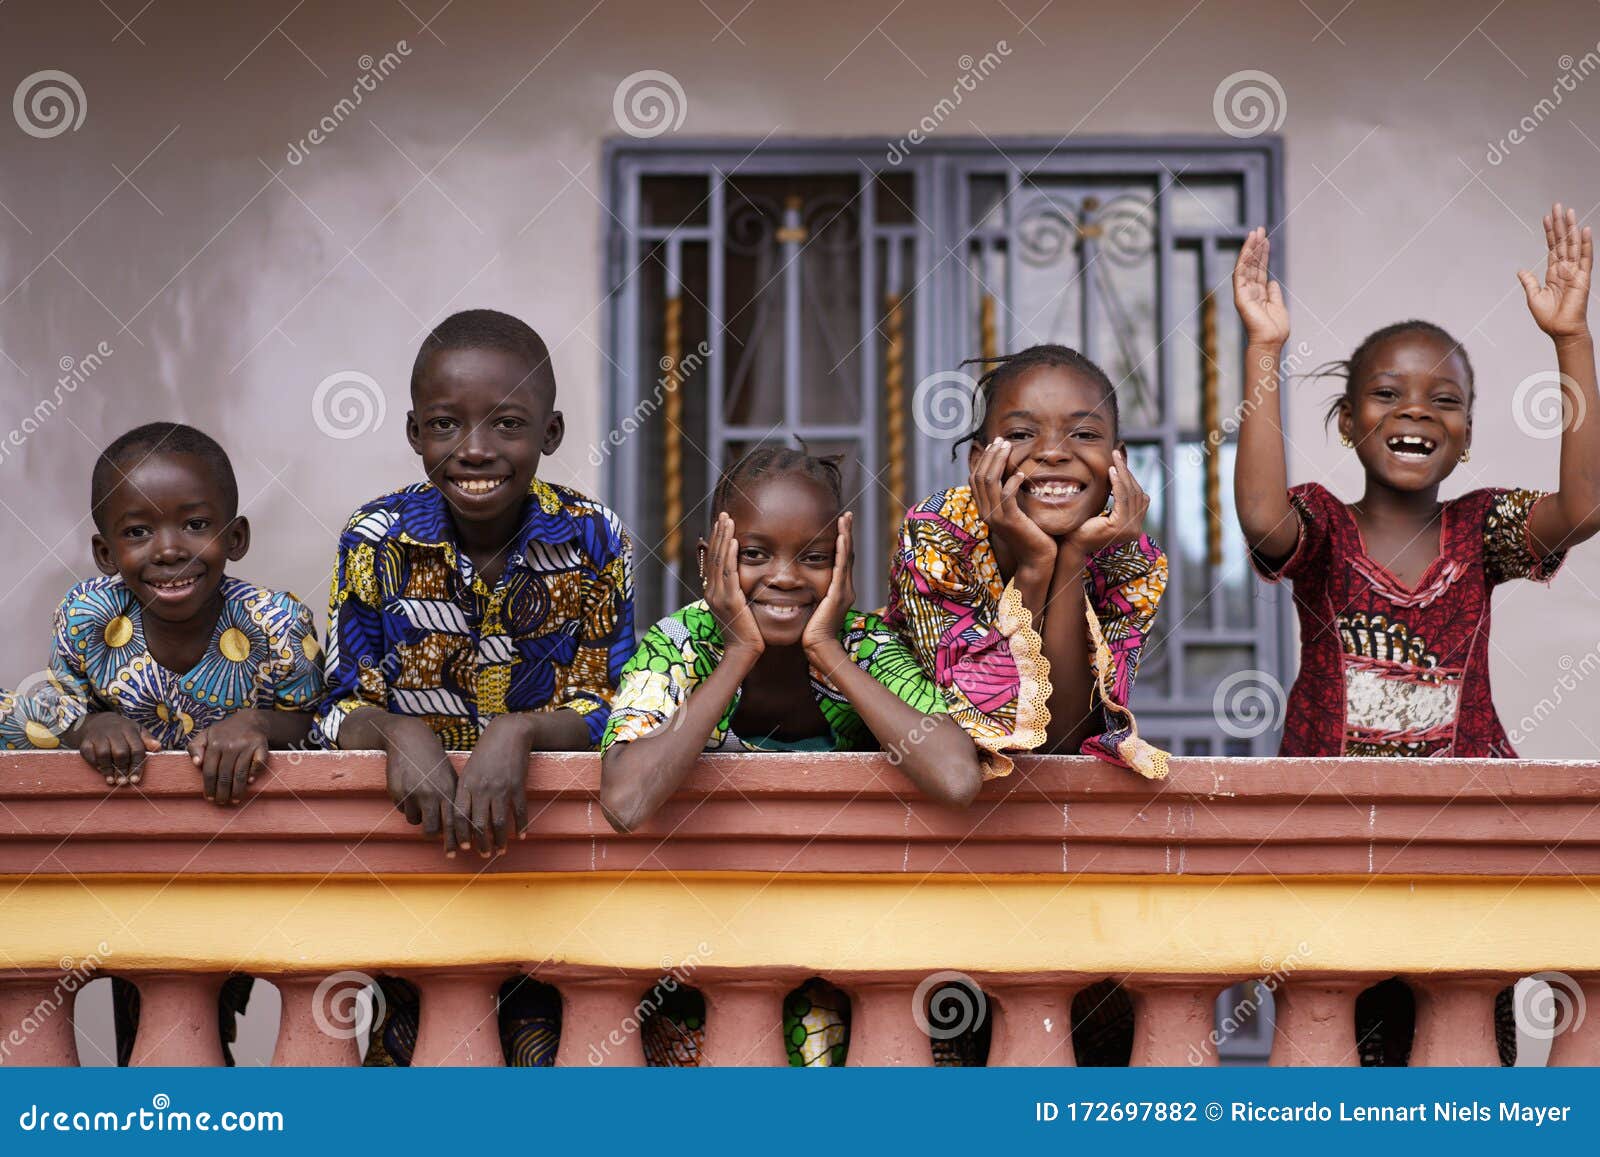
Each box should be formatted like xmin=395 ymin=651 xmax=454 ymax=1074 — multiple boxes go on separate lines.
xmin=887 ymin=345 xmax=1169 ymax=780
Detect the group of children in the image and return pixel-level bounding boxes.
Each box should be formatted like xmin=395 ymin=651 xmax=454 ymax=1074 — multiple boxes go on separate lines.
xmin=1 ymin=202 xmax=1594 ymax=1067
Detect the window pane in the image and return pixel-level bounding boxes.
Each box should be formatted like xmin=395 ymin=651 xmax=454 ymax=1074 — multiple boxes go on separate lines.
xmin=1169 ymin=176 xmax=1243 ymax=229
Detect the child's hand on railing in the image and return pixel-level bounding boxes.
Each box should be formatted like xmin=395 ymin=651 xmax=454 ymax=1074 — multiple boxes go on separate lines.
xmin=378 ymin=716 xmax=465 ymax=857
xmin=1233 ymin=227 xmax=1290 ymax=347
xmin=74 ymin=712 xmax=160 ymax=788
xmin=801 ymin=513 xmax=855 ymax=672
xmin=455 ymin=714 xmax=536 ymax=857
xmin=1519 ymin=202 xmax=1592 ymax=342
xmin=187 ymin=710 xmax=270 ymax=806
xmin=704 ymin=511 xmax=765 ymax=658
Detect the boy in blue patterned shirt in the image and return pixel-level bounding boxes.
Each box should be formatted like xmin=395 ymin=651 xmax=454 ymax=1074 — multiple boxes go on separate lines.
xmin=1 ymin=422 xmax=323 ymax=801
xmin=313 ymin=308 xmax=634 ymax=1067
xmin=314 ymin=309 xmax=634 ymax=855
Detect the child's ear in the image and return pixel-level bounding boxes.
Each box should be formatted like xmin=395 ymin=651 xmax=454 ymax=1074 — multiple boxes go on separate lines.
xmin=1335 ymin=399 xmax=1354 ymax=445
xmin=405 ymin=411 xmax=422 ymax=455
xmin=90 ymin=534 xmax=118 ymax=577
xmin=542 ymin=411 xmax=565 ymax=455
xmin=223 ymin=516 xmax=251 ymax=562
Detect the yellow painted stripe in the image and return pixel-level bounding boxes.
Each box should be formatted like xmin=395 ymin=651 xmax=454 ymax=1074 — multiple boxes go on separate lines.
xmin=0 ymin=874 xmax=1597 ymax=975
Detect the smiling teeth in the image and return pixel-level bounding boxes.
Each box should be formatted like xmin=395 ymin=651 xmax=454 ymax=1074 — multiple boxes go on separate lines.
xmin=1387 ymin=435 xmax=1436 ymax=457
xmin=1028 ymin=481 xmax=1084 ymax=498
xmin=756 ymin=604 xmax=806 ymax=618
xmin=455 ymin=478 xmax=505 ymax=495
xmin=150 ymin=576 xmax=198 ymax=590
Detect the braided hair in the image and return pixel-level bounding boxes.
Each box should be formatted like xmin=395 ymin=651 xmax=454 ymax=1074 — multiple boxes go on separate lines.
xmin=1312 ymin=320 xmax=1475 ymax=432
xmin=709 ymin=444 xmax=845 ymax=527
xmin=952 ymin=344 xmax=1119 ymax=458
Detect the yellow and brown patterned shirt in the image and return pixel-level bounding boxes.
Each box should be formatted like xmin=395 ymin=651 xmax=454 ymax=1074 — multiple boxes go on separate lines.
xmin=313 ymin=479 xmax=634 ymax=750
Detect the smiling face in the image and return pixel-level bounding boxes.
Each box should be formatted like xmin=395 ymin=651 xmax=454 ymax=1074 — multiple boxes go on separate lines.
xmin=91 ymin=452 xmax=248 ymax=625
xmin=1338 ymin=331 xmax=1472 ymax=491
xmin=717 ymin=472 xmax=840 ymax=648
xmin=971 ymin=365 xmax=1117 ymax=537
xmin=407 ymin=347 xmax=563 ymax=528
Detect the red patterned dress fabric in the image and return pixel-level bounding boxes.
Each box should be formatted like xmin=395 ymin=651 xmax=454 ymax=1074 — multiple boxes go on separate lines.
xmin=1256 ymin=482 xmax=1563 ymax=757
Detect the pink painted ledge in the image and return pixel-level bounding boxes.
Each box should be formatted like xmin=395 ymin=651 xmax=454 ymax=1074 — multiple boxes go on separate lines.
xmin=2 ymin=751 xmax=1598 ymax=877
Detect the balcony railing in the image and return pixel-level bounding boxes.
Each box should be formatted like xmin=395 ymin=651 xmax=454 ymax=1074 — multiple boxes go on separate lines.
xmin=2 ymin=750 xmax=1598 ymax=1066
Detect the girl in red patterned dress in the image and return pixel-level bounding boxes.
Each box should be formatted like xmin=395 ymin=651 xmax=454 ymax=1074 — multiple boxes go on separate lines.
xmin=1233 ymin=205 xmax=1600 ymax=760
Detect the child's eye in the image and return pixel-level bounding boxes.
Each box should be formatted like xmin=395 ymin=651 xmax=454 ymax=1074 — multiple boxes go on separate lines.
xmin=1434 ymin=395 xmax=1462 ymax=408
xmin=495 ymin=418 xmax=526 ymax=432
xmin=428 ymin=418 xmax=459 ymax=432
xmin=185 ymin=519 xmax=211 ymax=533
xmin=737 ymin=548 xmax=766 ymax=563
xmin=1073 ymin=429 xmax=1103 ymax=441
xmin=802 ymin=553 xmax=834 ymax=566
xmin=1004 ymin=429 xmax=1034 ymax=441
xmin=1372 ymin=388 xmax=1398 ymax=400
xmin=124 ymin=526 xmax=150 ymax=539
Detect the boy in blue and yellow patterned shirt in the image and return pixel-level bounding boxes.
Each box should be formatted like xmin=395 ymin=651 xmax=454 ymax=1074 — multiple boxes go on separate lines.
xmin=314 ymin=310 xmax=634 ymax=862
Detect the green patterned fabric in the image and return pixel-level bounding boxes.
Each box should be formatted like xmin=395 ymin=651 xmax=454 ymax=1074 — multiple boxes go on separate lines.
xmin=784 ymin=979 xmax=851 ymax=1066
xmin=599 ymin=600 xmax=946 ymax=753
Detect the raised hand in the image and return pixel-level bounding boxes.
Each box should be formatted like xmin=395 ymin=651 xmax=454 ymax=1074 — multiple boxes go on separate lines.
xmin=703 ymin=512 xmax=764 ymax=656
xmin=1520 ymin=203 xmax=1592 ymax=340
xmin=1066 ymin=448 xmax=1150 ymax=556
xmin=802 ymin=513 xmax=854 ymax=659
xmin=1233 ymin=227 xmax=1290 ymax=346
xmin=970 ymin=437 xmax=1056 ymax=580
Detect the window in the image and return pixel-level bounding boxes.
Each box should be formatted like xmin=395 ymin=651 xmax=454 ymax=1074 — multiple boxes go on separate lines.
xmin=603 ymin=137 xmax=1286 ymax=752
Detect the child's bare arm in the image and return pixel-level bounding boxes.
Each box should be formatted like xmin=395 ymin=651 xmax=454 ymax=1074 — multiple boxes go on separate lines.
xmin=1232 ymin=227 xmax=1299 ymax=563
xmin=803 ymin=514 xmax=982 ymax=807
xmin=1520 ymin=205 xmax=1600 ymax=552
xmin=600 ymin=514 xmax=761 ymax=832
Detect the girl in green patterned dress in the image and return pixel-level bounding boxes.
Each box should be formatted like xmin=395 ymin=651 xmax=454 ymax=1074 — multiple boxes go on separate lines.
xmin=599 ymin=447 xmax=984 ymax=1066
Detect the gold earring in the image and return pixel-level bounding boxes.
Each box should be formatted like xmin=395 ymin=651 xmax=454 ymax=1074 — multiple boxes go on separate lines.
xmin=1340 ymin=433 xmax=1354 ymax=449
xmin=1460 ymin=446 xmax=1471 ymax=463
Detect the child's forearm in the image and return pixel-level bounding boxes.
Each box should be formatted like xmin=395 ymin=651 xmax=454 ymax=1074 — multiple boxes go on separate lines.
xmin=334 ymin=706 xmax=424 ymax=750
xmin=1039 ymin=545 xmax=1094 ymax=752
xmin=810 ymin=647 xmax=981 ymax=808
xmin=1535 ymin=332 xmax=1600 ymax=550
xmin=1235 ymin=340 xmax=1299 ymax=559
xmin=511 ymin=707 xmax=592 ymax=752
xmin=599 ymin=651 xmax=757 ymax=833
xmin=261 ymin=709 xmax=313 ymax=749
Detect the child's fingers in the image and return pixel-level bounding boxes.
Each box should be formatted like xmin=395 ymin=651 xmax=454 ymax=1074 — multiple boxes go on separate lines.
xmin=1267 ymin=279 xmax=1284 ymax=310
xmin=489 ymin=796 xmax=509 ymax=855
xmin=140 ymin=730 xmax=161 ymax=752
xmin=436 ymin=798 xmax=457 ymax=857
xmin=1518 ymin=269 xmax=1540 ymax=301
xmin=513 ymin=786 xmax=529 ymax=840
xmin=231 ymin=747 xmax=258 ymax=804
xmin=1582 ymin=226 xmax=1593 ymax=276
xmin=471 ymin=792 xmax=494 ymax=857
